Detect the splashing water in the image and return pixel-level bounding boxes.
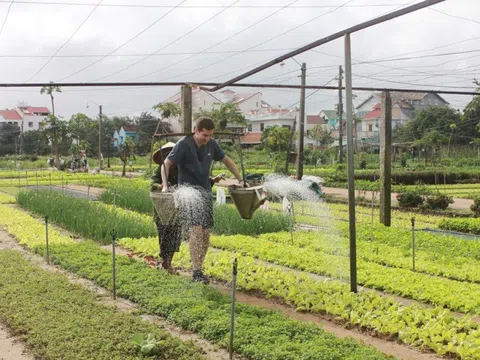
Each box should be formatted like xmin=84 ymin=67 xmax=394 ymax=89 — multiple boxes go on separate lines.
xmin=263 ymin=174 xmax=320 ymax=201
xmin=172 ymin=185 xmax=212 ymax=231
xmin=263 ymin=174 xmax=349 ymax=281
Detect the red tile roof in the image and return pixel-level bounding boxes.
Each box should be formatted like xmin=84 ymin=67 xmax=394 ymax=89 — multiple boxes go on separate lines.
xmin=240 ymin=132 xmax=262 ymax=144
xmin=122 ymin=125 xmax=138 ymax=132
xmin=0 ymin=109 xmax=22 ymax=120
xmin=364 ymin=103 xmax=381 ymax=120
xmin=307 ymin=115 xmax=323 ymax=124
xmin=27 ymin=106 xmax=50 ymax=114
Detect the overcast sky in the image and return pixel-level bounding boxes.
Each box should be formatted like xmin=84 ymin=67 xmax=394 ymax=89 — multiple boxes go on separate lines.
xmin=0 ymin=0 xmax=478 ymax=120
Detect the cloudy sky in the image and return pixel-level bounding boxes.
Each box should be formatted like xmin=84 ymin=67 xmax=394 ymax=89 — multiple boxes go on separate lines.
xmin=0 ymin=0 xmax=478 ymax=120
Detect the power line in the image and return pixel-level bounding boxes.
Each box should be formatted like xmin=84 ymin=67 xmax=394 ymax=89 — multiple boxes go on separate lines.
xmin=92 ymin=0 xmax=240 ymax=82
xmin=0 ymin=47 xmax=297 ymax=58
xmin=352 ymin=73 xmax=477 ymax=89
xmin=23 ymin=0 xmax=103 ymax=83
xmin=0 ymin=0 xmax=14 ymax=39
xmin=0 ymin=1 xmax=414 ymax=9
xmin=126 ymin=0 xmax=301 ymax=82
xmin=57 ymin=0 xmax=188 ymax=82
xmin=157 ymin=0 xmax=355 ymax=83
xmin=429 ymin=8 xmax=480 ymax=26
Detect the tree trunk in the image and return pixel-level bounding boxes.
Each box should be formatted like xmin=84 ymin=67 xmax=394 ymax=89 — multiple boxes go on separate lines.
xmin=51 ymin=95 xmax=55 ymax=116
xmin=54 ymin=143 xmax=60 ymax=169
xmin=122 ymin=160 xmax=126 ymax=177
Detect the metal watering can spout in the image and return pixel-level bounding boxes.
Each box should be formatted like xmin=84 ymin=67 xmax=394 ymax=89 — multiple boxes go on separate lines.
xmin=228 ymin=185 xmax=265 ymax=220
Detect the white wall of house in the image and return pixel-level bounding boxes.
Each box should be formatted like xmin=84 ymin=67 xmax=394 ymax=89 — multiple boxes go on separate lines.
xmin=236 ymin=93 xmax=262 ymax=114
xmin=22 ymin=115 xmax=45 ymax=132
xmin=246 ymin=111 xmax=297 ymax=133
xmin=356 ymin=95 xmax=380 ymax=118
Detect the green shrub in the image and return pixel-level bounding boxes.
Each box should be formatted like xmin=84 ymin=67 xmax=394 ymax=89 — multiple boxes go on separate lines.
xmin=423 ymin=193 xmax=454 ymax=210
xmin=438 ymin=218 xmax=480 ymax=235
xmin=471 ymin=197 xmax=480 ymax=216
xmin=359 ymin=159 xmax=367 ymax=169
xmin=396 ymin=191 xmax=424 ymax=208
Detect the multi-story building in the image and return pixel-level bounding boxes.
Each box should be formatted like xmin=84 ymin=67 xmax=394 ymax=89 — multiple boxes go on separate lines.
xmin=0 ymin=106 xmax=50 ymax=132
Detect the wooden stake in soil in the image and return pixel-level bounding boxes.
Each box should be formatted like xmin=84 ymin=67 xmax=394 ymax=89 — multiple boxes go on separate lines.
xmin=229 ymin=258 xmax=238 ymax=360
xmin=411 ymin=217 xmax=416 ymax=272
xmin=110 ymin=229 xmax=117 ymax=300
xmin=45 ymin=216 xmax=50 ymax=265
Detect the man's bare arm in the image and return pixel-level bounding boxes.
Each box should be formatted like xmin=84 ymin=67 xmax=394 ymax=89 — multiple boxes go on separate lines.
xmin=161 ymin=158 xmax=173 ymax=192
xmin=221 ymin=156 xmax=244 ymax=184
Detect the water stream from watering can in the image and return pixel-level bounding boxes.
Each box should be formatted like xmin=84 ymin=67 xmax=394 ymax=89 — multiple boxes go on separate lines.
xmin=263 ymin=174 xmax=349 ymax=282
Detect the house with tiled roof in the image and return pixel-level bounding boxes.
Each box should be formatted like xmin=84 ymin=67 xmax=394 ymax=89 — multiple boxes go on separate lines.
xmin=163 ymin=87 xmax=269 ymax=132
xmin=356 ymin=92 xmax=449 ymax=119
xmin=113 ymin=125 xmax=139 ymax=148
xmin=0 ymin=106 xmax=50 ymax=132
xmin=241 ymin=108 xmax=297 ymax=146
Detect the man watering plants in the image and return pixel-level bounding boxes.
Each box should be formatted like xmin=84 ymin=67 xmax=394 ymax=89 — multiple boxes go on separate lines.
xmin=151 ymin=142 xmax=181 ymax=274
xmin=161 ymin=117 xmax=245 ymax=284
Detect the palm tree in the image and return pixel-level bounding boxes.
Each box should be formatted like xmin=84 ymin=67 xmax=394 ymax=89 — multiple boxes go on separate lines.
xmin=40 ymin=82 xmax=62 ymax=116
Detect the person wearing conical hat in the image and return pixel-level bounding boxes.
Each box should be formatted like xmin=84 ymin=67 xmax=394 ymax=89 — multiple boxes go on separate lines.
xmin=151 ymin=142 xmax=180 ymax=274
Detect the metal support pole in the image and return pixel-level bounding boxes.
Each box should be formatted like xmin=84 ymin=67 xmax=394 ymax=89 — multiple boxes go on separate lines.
xmin=49 ymin=173 xmax=52 ymax=190
xmin=36 ymin=172 xmax=39 ymax=189
xmin=345 ymin=33 xmax=357 ymax=293
xmin=236 ymin=135 xmax=246 ymax=186
xmin=411 ymin=218 xmax=416 ymax=272
xmin=111 ymin=229 xmax=117 ymax=300
xmin=229 ymin=258 xmax=238 ymax=360
xmin=338 ymin=65 xmax=344 ymax=163
xmin=45 ymin=216 xmax=50 ymax=265
xmin=99 ymin=105 xmax=103 ymax=170
xmin=87 ymin=186 xmax=91 ymax=201
xmin=296 ymin=63 xmax=306 ymax=180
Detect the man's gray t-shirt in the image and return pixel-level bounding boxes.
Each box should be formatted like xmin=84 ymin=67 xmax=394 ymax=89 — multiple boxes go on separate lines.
xmin=167 ymin=136 xmax=225 ymax=191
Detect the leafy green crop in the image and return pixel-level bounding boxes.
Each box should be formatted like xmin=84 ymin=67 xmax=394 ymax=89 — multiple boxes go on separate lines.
xmin=120 ymin=237 xmax=480 ymax=359
xmin=0 ymin=250 xmax=203 ymax=360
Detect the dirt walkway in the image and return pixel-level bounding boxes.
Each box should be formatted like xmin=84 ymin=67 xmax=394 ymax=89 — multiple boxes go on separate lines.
xmin=0 ymin=323 xmax=33 ymax=360
xmin=322 ymin=186 xmax=474 ymax=211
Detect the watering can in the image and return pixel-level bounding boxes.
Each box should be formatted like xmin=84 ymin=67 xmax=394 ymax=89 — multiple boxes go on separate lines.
xmin=229 ymin=185 xmax=265 ymax=220
xmin=149 ymin=191 xmax=177 ymax=225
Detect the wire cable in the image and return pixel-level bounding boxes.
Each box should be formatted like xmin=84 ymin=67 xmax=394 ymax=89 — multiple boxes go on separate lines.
xmin=0 ymin=0 xmax=14 ymax=39
xmin=57 ymin=0 xmax=188 ymax=82
xmin=157 ymin=0 xmax=355 ymax=83
xmin=23 ymin=0 xmax=103 ymax=83
xmin=92 ymin=0 xmax=240 ymax=82
xmin=126 ymin=0 xmax=300 ymax=82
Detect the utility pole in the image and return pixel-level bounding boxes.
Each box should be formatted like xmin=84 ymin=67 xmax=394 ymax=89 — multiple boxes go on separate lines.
xmin=344 ymin=34 xmax=357 ymax=293
xmin=98 ymin=105 xmax=103 ymax=169
xmin=296 ymin=62 xmax=306 ymax=180
xmin=338 ymin=65 xmax=344 ymax=163
xmin=380 ymin=91 xmax=392 ymax=226
xmin=285 ymin=117 xmax=297 ymax=174
xmin=181 ymin=85 xmax=193 ymax=133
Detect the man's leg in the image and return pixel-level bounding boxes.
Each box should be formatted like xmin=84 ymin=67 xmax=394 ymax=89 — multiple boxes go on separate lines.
xmin=189 ymin=226 xmax=210 ymax=271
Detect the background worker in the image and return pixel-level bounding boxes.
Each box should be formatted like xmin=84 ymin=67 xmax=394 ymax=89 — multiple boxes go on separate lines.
xmin=151 ymin=142 xmax=181 ymax=274
xmin=160 ymin=117 xmax=246 ymax=284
